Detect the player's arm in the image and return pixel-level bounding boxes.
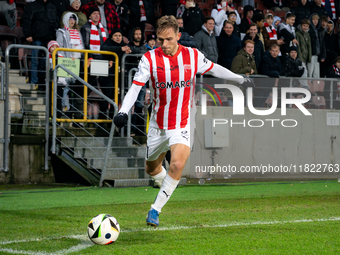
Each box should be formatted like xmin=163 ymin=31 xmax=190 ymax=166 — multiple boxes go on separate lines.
xmin=114 ymin=55 xmax=150 ymax=128
xmin=208 ymin=63 xmax=245 ymax=84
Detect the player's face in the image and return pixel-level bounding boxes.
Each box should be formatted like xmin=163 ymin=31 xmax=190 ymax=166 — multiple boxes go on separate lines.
xmin=157 ymin=28 xmax=181 ymax=56
xmin=270 ymin=47 xmax=280 ymax=58
xmin=244 ymin=43 xmax=254 ymax=55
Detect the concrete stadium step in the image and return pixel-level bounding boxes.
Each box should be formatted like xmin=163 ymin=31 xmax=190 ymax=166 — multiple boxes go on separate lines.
xmin=9 ymin=76 xmax=27 ymax=85
xmin=112 ymin=177 xmax=187 ymax=187
xmin=20 ymin=90 xmax=46 ymax=98
xmin=24 ymin=104 xmax=46 ymax=112
xmin=60 ymin=137 xmax=133 ymax=148
xmin=73 ymin=146 xmax=145 ymax=158
xmin=25 ymin=97 xmax=45 ymax=105
xmin=104 ymin=168 xmax=147 ymax=179
xmin=87 ymin=157 xmax=145 ymax=169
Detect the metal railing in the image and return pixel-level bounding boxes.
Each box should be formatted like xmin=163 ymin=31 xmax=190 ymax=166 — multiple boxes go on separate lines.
xmin=0 ymin=61 xmax=4 ymax=100
xmin=4 ymin=44 xmax=50 ymax=172
xmin=51 ymin=65 xmax=118 ymax=187
xmin=52 ymin=48 xmax=119 ymax=123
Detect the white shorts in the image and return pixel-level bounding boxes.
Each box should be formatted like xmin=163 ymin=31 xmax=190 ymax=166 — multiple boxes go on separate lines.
xmin=146 ymin=126 xmax=191 ymax=161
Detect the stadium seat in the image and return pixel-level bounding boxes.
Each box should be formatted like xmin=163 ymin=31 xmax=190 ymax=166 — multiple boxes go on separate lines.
xmin=263 ymin=9 xmax=275 ymax=15
xmin=144 ymin=23 xmax=155 ymax=42
xmin=237 ymin=6 xmax=244 ymax=18
xmin=274 ymin=10 xmax=286 ymax=18
xmin=307 ymin=96 xmax=326 ymax=109
xmin=255 ymin=0 xmax=266 ymax=11
xmin=309 ymin=80 xmax=325 ymax=94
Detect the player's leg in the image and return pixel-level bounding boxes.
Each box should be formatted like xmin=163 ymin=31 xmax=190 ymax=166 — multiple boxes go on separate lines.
xmin=147 ymin=144 xmax=190 ymax=227
xmin=145 ymin=152 xmax=167 ymax=188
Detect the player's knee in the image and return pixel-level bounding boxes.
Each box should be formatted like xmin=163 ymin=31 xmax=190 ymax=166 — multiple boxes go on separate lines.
xmin=170 ymin=160 xmax=185 ymax=173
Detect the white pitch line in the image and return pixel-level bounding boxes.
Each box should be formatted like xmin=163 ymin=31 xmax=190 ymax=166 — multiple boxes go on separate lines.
xmin=0 ymin=217 xmax=339 ymax=254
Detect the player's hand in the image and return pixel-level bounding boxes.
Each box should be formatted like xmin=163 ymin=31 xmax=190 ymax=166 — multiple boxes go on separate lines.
xmin=114 ymin=112 xmax=128 ymax=128
xmin=243 ymin=77 xmax=255 ymax=88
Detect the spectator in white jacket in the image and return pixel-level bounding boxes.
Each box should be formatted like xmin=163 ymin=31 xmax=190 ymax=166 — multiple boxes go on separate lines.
xmin=211 ymin=0 xmax=241 ymax=36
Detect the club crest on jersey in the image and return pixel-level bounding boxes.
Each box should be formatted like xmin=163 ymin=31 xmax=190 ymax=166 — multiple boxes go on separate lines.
xmin=155 ymin=80 xmax=191 ymax=89
xmin=184 ymin=64 xmax=191 ymax=72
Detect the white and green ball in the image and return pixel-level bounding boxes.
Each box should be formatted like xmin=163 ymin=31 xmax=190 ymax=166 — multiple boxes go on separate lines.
xmin=87 ymin=214 xmax=120 ymax=245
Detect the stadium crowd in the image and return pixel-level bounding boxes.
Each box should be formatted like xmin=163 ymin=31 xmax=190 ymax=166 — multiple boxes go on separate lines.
xmin=1 ymin=0 xmax=340 ymax=111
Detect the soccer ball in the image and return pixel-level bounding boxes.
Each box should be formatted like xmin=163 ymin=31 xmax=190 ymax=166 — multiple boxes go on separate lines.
xmin=87 ymin=214 xmax=120 ymax=245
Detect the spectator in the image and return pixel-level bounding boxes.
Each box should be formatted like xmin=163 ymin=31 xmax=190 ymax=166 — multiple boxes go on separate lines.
xmin=310 ymin=0 xmax=329 ymax=19
xmin=100 ymin=28 xmax=137 ymax=118
xmin=217 ymin=20 xmax=242 ymax=69
xmin=320 ymin=15 xmax=328 ymax=31
xmin=145 ymin=33 xmax=157 ymax=50
xmin=126 ymin=0 xmax=154 ymax=39
xmin=128 ymin=27 xmax=147 ymax=52
xmin=112 ymin=0 xmax=129 ymax=37
xmin=263 ymin=0 xmax=290 ymax=12
xmin=56 ymin=13 xmax=85 ymax=119
xmin=231 ymin=39 xmax=258 ymax=75
xmin=61 ymin=0 xmax=87 ymax=29
xmin=242 ymin=23 xmax=265 ymax=70
xmin=194 ymin=17 xmax=218 ymax=63
xmin=176 ymin=16 xmax=197 ymax=48
xmin=0 ymin=0 xmax=16 ymax=30
xmin=282 ymin=46 xmax=305 ymax=79
xmin=211 ymin=0 xmax=241 ymax=36
xmin=326 ymin=56 xmax=340 ymax=109
xmin=292 ymin=0 xmax=311 ymax=27
xmin=252 ymin=13 xmax=265 ymax=46
xmin=176 ymin=0 xmax=186 ymax=17
xmin=182 ymin=0 xmax=205 ymax=36
xmin=228 ymin=11 xmax=240 ymax=38
xmin=322 ymin=0 xmax=338 ymax=20
xmin=239 ymin=5 xmax=254 ymax=34
xmin=81 ymin=0 xmax=120 ymax=35
xmin=296 ymin=19 xmax=312 ymax=84
xmin=81 ymin=7 xmax=108 ymax=53
xmin=273 ymin=16 xmax=281 ymax=29
xmin=256 ymin=44 xmax=281 ymax=107
xmin=21 ymin=0 xmax=59 ymax=88
xmin=322 ymin=20 xmax=338 ymax=77
xmin=308 ymin=13 xmax=326 ymax=77
xmin=262 ymin=13 xmax=284 ymax=51
xmin=278 ymin=12 xmax=298 ymax=60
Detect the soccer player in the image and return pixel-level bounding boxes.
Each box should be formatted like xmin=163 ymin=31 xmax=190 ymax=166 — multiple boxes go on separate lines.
xmin=114 ymin=15 xmax=248 ymax=227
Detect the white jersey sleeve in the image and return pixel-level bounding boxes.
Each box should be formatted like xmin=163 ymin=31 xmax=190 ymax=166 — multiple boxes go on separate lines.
xmin=196 ymin=49 xmax=215 ymax=75
xmin=132 ymin=55 xmax=151 ymax=86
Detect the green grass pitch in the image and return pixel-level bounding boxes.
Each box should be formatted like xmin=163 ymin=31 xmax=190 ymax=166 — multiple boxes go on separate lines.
xmin=0 ymin=180 xmax=339 ymax=254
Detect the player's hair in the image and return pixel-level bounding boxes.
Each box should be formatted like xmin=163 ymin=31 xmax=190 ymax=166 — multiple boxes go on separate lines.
xmin=301 ymin=19 xmax=310 ymax=25
xmin=156 ymin=15 xmax=179 ymax=34
xmin=285 ymin=12 xmax=296 ymax=20
xmin=204 ymin=16 xmax=215 ymax=24
xmin=269 ymin=43 xmax=280 ymax=50
xmin=243 ymin=39 xmax=255 ymax=47
xmin=223 ymin=20 xmax=234 ymax=27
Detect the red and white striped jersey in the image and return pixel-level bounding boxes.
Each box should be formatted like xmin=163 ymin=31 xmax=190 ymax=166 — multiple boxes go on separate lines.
xmin=133 ymin=44 xmax=214 ymax=130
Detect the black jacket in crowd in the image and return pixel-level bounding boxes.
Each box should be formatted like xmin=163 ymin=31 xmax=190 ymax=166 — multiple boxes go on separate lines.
xmin=239 ymin=5 xmax=254 ymax=34
xmin=21 ymin=0 xmax=59 ymax=42
xmin=308 ymin=13 xmax=326 ymax=60
xmin=101 ymin=38 xmax=139 ymax=65
xmin=259 ymin=51 xmax=282 ymax=78
xmin=242 ymin=33 xmax=265 ymax=70
xmin=113 ymin=1 xmax=130 ymax=35
xmin=282 ymin=56 xmax=305 ymax=77
xmin=217 ymin=29 xmax=242 ymax=69
xmin=126 ymin=0 xmax=155 ymax=30
xmin=182 ymin=4 xmax=205 ymax=36
xmin=292 ymin=0 xmax=311 ymax=26
xmin=310 ymin=2 xmax=329 ymax=19
xmin=178 ymin=27 xmax=197 ymax=48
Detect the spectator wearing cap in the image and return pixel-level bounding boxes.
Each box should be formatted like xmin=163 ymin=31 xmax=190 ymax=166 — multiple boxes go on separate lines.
xmin=239 ymin=5 xmax=254 ymax=34
xmin=81 ymin=0 xmax=120 ymax=35
xmin=292 ymin=0 xmax=311 ymax=27
xmin=282 ymin=46 xmax=305 ymax=80
xmin=194 ymin=16 xmax=218 ymax=63
xmin=112 ymin=0 xmax=129 ymax=37
xmin=61 ymin=0 xmax=87 ymax=29
xmin=262 ymin=13 xmax=284 ymax=51
xmin=21 ymin=0 xmax=59 ymax=88
xmin=0 ymin=0 xmax=16 ymax=30
xmin=145 ymin=33 xmax=157 ymax=50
